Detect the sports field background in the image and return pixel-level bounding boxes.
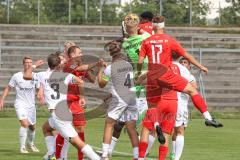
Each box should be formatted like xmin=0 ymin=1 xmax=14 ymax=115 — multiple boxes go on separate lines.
xmin=0 ymin=117 xmax=239 ymax=160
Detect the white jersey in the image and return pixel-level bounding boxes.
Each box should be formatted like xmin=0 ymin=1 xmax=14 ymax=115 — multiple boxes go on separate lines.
xmin=37 ymin=70 xmax=75 ymax=110
xmin=103 ymin=60 xmax=136 ymax=106
xmin=9 ymin=71 xmax=39 ymax=108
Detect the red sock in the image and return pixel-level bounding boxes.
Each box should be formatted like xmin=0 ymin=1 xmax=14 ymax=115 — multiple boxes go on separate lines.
xmin=158 ymin=146 xmax=168 ymax=160
xmin=55 ymin=134 xmax=65 ymax=159
xmin=78 ymin=132 xmax=85 ymax=160
xmin=139 ymin=141 xmax=148 ymax=158
xmin=191 ymin=94 xmax=208 ymax=113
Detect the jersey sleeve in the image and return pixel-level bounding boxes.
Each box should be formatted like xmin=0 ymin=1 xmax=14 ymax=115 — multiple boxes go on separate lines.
xmin=8 ymin=74 xmax=16 ymax=88
xmin=179 ymin=65 xmax=192 ymax=82
xmin=170 ymin=36 xmax=186 ymax=56
xmin=33 ymin=73 xmax=40 ymax=89
xmin=64 ymin=74 xmax=75 ymax=85
xmin=189 ymin=74 xmax=196 ymax=83
xmin=102 ymin=65 xmax=111 ymax=81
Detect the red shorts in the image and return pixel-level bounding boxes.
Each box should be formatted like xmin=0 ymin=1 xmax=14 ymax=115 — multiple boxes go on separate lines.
xmin=142 ymin=99 xmax=177 ymax=134
xmin=68 ymin=101 xmax=86 ymax=127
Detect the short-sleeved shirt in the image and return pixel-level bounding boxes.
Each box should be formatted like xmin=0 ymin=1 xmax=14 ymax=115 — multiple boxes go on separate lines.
xmin=138 ymin=22 xmax=154 ymax=35
xmin=37 ymin=70 xmax=75 ymax=110
xmin=9 ymin=72 xmax=39 ymax=108
xmin=139 ymin=34 xmax=186 ymax=68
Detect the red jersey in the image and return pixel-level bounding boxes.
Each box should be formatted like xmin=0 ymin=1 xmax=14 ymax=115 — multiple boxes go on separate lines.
xmin=160 ymin=63 xmax=181 ymax=100
xmin=140 ymin=34 xmax=186 ymax=68
xmin=63 ymin=62 xmax=87 ymax=102
xmin=138 ymin=22 xmax=153 ymax=35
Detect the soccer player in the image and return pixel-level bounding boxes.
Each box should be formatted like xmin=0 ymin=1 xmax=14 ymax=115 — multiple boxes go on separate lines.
xmin=138 ymin=11 xmax=154 ymax=35
xmin=0 ymin=57 xmax=43 ymax=153
xmin=55 ymin=45 xmax=99 ymax=160
xmin=37 ymin=53 xmax=100 ymax=160
xmin=137 ymin=15 xmax=223 ymax=159
xmin=170 ymin=57 xmax=197 ymax=160
xmin=98 ymin=40 xmax=139 ymax=160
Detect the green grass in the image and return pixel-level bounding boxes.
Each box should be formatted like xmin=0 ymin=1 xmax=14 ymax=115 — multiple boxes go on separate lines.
xmin=0 ymin=118 xmax=239 ymax=159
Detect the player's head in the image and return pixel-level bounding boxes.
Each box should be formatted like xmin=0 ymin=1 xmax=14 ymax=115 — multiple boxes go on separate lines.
xmin=23 ymin=57 xmax=33 ymax=70
xmin=104 ymin=39 xmax=122 ymax=57
xmin=48 ymin=53 xmax=61 ymax=70
xmin=140 ymin=11 xmax=154 ymax=22
xmin=152 ymin=15 xmax=165 ymax=32
xmin=124 ymin=13 xmax=140 ymax=34
xmin=179 ymin=57 xmax=191 ymax=70
xmin=55 ymin=51 xmax=66 ymax=65
xmin=64 ymin=41 xmax=76 ymax=59
xmin=67 ymin=46 xmax=82 ymax=58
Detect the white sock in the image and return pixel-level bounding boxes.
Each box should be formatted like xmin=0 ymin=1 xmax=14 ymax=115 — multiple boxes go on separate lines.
xmin=45 ymin=136 xmax=56 ymax=156
xmin=109 ymin=137 xmax=118 ymax=156
xmin=61 ymin=139 xmax=69 ymax=159
xmin=81 ymin=144 xmax=100 ymax=160
xmin=172 ymin=140 xmax=176 ymax=155
xmin=133 ymin=147 xmax=138 ymax=159
xmin=203 ymin=111 xmax=212 ymax=120
xmin=102 ymin=143 xmax=110 ymax=157
xmin=19 ymin=127 xmax=28 ymax=149
xmin=145 ymin=135 xmax=155 ymax=156
xmin=174 ymin=135 xmax=184 ymax=160
xmin=27 ymin=129 xmax=35 ymax=146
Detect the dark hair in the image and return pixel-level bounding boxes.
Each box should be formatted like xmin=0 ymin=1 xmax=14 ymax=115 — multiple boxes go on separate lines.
xmin=67 ymin=46 xmax=80 ymax=58
xmin=54 ymin=51 xmax=62 ymax=56
xmin=104 ymin=40 xmax=122 ymax=56
xmin=152 ymin=15 xmax=165 ymax=23
xmin=172 ymin=52 xmax=181 ymax=60
xmin=23 ymin=57 xmax=32 ymax=64
xmin=140 ymin=11 xmax=154 ymax=21
xmin=48 ymin=53 xmax=61 ymax=69
xmin=179 ymin=57 xmax=190 ymax=64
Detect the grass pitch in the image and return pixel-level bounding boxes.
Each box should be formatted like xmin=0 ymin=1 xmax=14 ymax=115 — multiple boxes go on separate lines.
xmin=0 ymin=118 xmax=239 ymax=160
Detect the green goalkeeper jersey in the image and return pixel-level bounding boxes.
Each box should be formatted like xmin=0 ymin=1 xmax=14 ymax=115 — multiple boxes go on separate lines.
xmin=122 ymin=33 xmax=150 ymax=97
xmin=122 ymin=33 xmax=150 ymax=70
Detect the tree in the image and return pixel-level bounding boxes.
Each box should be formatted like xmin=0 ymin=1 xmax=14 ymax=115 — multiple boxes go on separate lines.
xmin=219 ymin=0 xmax=240 ymax=25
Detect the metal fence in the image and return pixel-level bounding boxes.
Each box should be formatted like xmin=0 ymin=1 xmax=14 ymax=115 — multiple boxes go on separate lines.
xmin=0 ymin=0 xmax=230 ymax=26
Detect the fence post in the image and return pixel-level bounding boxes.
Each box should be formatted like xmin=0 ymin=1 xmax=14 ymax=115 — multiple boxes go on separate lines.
xmin=198 ymin=48 xmax=207 ymax=103
xmin=7 ymin=0 xmax=10 ymax=23
xmin=69 ymin=0 xmax=71 ymax=24
xmin=85 ymin=0 xmax=88 ymax=21
xmin=0 ymin=34 xmax=2 ymax=68
xmin=190 ymin=0 xmax=192 ymax=26
xmin=159 ymin=0 xmax=163 ymax=16
xmin=218 ymin=1 xmax=221 ymax=26
xmin=99 ymin=0 xmax=103 ymax=24
xmin=38 ymin=0 xmax=40 ymax=24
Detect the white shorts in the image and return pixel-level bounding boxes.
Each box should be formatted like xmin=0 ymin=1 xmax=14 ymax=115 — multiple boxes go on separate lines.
xmin=175 ymin=101 xmax=189 ymax=127
xmin=48 ymin=112 xmax=78 ymax=141
xmin=15 ymin=106 xmax=36 ymax=125
xmin=107 ymin=97 xmax=138 ymax=122
xmin=136 ymin=98 xmax=148 ymax=115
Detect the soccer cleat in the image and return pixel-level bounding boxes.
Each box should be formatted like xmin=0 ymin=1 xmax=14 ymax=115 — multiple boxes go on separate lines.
xmin=170 ymin=153 xmax=175 ymax=160
xmin=155 ymin=125 xmax=166 ymax=144
xmin=20 ymin=147 xmax=29 ymax=154
xmin=48 ymin=154 xmax=56 ymax=160
xmin=205 ymin=118 xmax=223 ymax=128
xmin=27 ymin=144 xmax=40 ymax=152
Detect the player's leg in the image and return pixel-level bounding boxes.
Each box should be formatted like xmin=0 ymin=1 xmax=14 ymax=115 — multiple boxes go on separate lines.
xmin=102 ymin=116 xmax=116 ymax=159
xmin=171 ymin=128 xmax=177 ymax=160
xmin=174 ymin=125 xmax=185 ymax=160
xmin=60 ymin=139 xmax=69 ymax=160
xmin=145 ymin=131 xmax=156 ymax=156
xmin=75 ymin=125 xmax=85 ymax=160
xmin=109 ymin=121 xmax=125 ymax=157
xmin=42 ymin=120 xmax=56 ymax=159
xmin=55 ymin=134 xmax=65 ymax=159
xmin=19 ymin=119 xmax=30 ymax=153
xmin=125 ymin=120 xmax=139 ymax=160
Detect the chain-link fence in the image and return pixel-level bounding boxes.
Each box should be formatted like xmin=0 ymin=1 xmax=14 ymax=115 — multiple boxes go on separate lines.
xmin=0 ymin=0 xmax=238 ymax=26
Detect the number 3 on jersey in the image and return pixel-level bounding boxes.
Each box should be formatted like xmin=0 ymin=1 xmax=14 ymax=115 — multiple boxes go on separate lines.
xmin=151 ymin=44 xmax=162 ymax=64
xmin=50 ymin=83 xmax=60 ymax=100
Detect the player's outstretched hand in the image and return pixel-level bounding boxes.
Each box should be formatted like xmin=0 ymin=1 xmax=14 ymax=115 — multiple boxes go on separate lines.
xmin=200 ymin=66 xmax=208 ymax=74
xmin=34 ymin=60 xmax=45 ymax=68
xmin=0 ymin=98 xmax=4 ymax=110
xmin=205 ymin=118 xmax=223 ymax=128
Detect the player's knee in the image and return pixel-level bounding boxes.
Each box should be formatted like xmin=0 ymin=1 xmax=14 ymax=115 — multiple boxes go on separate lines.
xmin=176 ymin=126 xmax=184 ymax=136
xmin=114 ymin=122 xmax=125 ymax=133
xmin=28 ymin=125 xmax=36 ymax=131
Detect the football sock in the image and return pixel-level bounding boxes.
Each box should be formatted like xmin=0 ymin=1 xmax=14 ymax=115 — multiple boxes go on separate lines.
xmin=19 ymin=127 xmax=27 ymax=149
xmin=55 ymin=134 xmax=64 ymax=159
xmin=81 ymin=144 xmax=100 ymax=160
xmin=27 ymin=128 xmax=35 ymax=146
xmin=102 ymin=143 xmax=110 ymax=158
xmin=191 ymin=94 xmax=208 ymax=113
xmin=133 ymin=147 xmax=139 ymax=159
xmin=109 ymin=136 xmax=118 ymax=156
xmin=158 ymin=146 xmax=168 ymax=160
xmin=175 ymin=135 xmax=184 ymax=160
xmin=78 ymin=132 xmax=85 ymax=160
xmin=61 ymin=139 xmax=69 ymax=160
xmin=146 ymin=134 xmax=155 ymax=156
xmin=172 ymin=140 xmax=176 ymax=155
xmin=139 ymin=141 xmax=148 ymax=158
xmin=203 ymin=111 xmax=213 ymax=121
xmin=45 ymin=136 xmax=56 ymax=156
